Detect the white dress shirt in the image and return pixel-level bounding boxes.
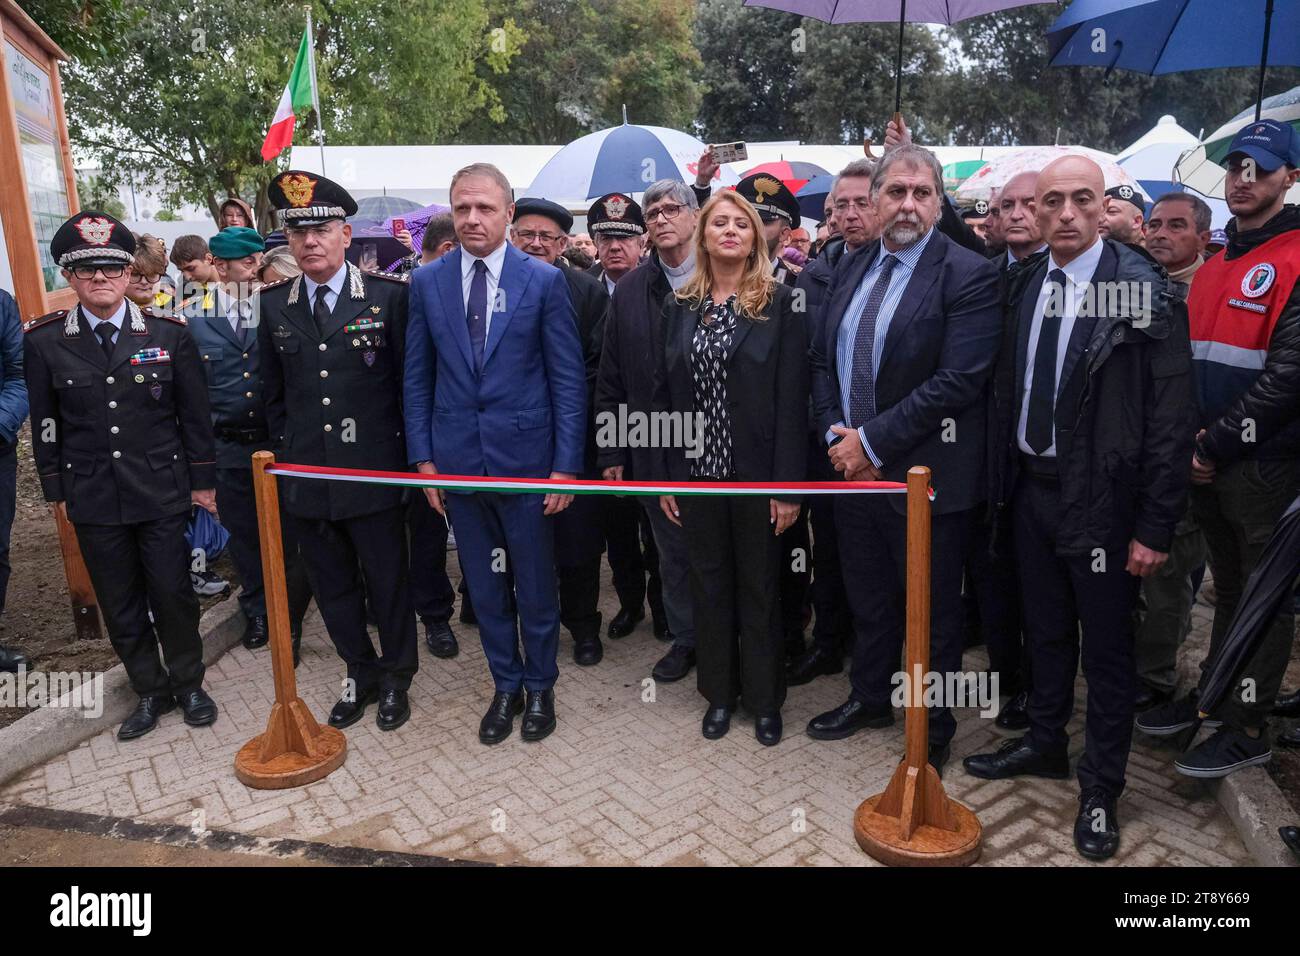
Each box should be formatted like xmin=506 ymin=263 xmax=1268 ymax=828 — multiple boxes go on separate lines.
xmin=461 ymin=241 xmax=508 ymax=338
xmin=86 ymin=300 xmax=127 ymax=345
xmin=303 ymin=262 xmax=348 ymax=314
xmin=1017 ymin=237 xmax=1105 ymax=457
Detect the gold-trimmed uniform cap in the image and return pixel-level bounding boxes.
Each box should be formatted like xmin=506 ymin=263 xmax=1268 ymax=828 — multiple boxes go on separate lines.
xmin=268 ymin=170 xmax=358 ymax=228
xmin=587 ymin=193 xmax=645 ymax=238
xmin=50 ymin=211 xmax=136 ymax=269
xmin=734 ymin=174 xmax=800 ymax=226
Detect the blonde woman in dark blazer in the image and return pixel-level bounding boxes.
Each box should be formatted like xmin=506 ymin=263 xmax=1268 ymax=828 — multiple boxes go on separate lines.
xmin=653 ymin=190 xmax=809 ymax=745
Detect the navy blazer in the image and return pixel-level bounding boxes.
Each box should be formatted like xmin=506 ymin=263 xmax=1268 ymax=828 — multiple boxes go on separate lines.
xmin=185 ymin=295 xmax=266 ymax=470
xmin=404 ymin=243 xmax=586 ymax=481
xmin=0 ymin=290 xmax=28 ymax=447
xmin=810 ymin=229 xmax=1002 ymax=515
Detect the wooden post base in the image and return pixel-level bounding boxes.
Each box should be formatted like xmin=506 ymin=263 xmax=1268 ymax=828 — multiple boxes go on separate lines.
xmin=854 ymin=761 xmax=982 ymax=867
xmin=234 ymin=695 xmax=347 ymax=790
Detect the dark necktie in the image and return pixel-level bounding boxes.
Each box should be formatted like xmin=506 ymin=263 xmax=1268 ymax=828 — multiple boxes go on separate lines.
xmin=467 ymin=259 xmax=488 ymax=371
xmin=94 ymin=322 xmax=116 ymax=361
xmin=313 ymin=284 xmax=331 ymax=334
xmin=847 ymin=254 xmax=898 ymax=427
xmin=1026 ymin=268 xmax=1069 ymax=455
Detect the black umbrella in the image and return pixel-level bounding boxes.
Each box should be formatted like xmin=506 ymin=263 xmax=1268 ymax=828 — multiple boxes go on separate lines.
xmin=1184 ymin=492 xmax=1300 ymax=745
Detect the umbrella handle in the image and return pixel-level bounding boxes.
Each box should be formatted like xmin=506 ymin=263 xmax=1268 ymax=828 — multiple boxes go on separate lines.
xmin=864 ymin=112 xmax=905 ymax=160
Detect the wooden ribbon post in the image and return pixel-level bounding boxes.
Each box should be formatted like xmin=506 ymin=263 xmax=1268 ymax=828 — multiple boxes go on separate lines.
xmin=853 ymin=466 xmax=982 ymax=866
xmin=235 ymin=451 xmax=347 ymax=789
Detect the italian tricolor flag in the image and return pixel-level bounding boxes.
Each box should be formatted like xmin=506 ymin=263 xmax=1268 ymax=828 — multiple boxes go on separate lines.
xmin=261 ymin=27 xmax=314 ymax=161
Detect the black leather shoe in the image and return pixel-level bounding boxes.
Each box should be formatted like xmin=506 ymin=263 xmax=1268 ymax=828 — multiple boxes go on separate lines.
xmin=1135 ymin=682 xmax=1174 ymax=712
xmin=806 ymin=698 xmax=894 ymax=740
xmin=1273 ymin=688 xmax=1300 ymax=718
xmin=607 ymin=607 xmax=643 ymax=639
xmin=1074 ymin=787 xmax=1121 ymax=860
xmin=651 ymin=645 xmax=695 ymax=682
xmin=963 ymin=736 xmax=1069 ymax=780
xmin=755 ymin=714 xmax=783 ymax=746
xmin=328 ymin=685 xmax=380 ymax=729
xmin=521 ymin=688 xmax=556 ymax=741
xmin=573 ymin=636 xmax=603 ymax=666
xmin=0 ymin=644 xmax=28 ymax=673
xmin=929 ymin=743 xmax=951 ymax=778
xmin=1278 ymin=724 xmax=1300 ymax=748
xmin=241 ymin=615 xmax=269 ymax=650
xmin=424 ymin=620 xmax=459 ymax=659
xmin=1281 ymin=825 xmax=1300 ymax=858
xmin=117 ymin=696 xmax=175 ymax=740
xmin=479 ymin=691 xmax=524 ymax=745
xmin=786 ymin=646 xmax=843 ymax=687
xmin=995 ymin=690 xmax=1031 ymax=731
xmin=176 ymin=689 xmax=218 ymax=727
xmin=376 ymin=688 xmax=410 ymax=731
xmin=702 ymin=705 xmax=732 ymax=740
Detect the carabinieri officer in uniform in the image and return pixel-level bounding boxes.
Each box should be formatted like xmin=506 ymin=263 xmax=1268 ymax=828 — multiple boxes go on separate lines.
xmin=187 ymin=226 xmax=313 ymax=661
xmin=24 ymin=211 xmax=219 ymax=740
xmin=257 ymin=170 xmax=418 ymax=732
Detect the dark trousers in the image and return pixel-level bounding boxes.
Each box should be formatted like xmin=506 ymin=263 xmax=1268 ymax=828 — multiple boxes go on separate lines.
xmin=779 ymin=507 xmax=812 ymax=646
xmin=0 ymin=446 xmax=15 ymax=617
xmin=407 ymin=492 xmax=456 ymax=626
xmin=1192 ymin=457 xmax=1300 ymax=729
xmin=559 ymin=557 xmax=603 ymax=641
xmin=965 ymin=509 xmax=1027 ymax=696
xmin=837 ymin=495 xmax=970 ymax=749
xmin=1014 ymin=473 xmax=1140 ymax=795
xmin=446 ymin=491 xmax=559 ymax=692
xmin=291 ymin=506 xmax=417 ymax=693
xmin=808 ymin=493 xmax=852 ymax=656
xmin=215 ymin=465 xmax=312 ymax=625
xmin=679 ymin=495 xmax=784 ymax=715
xmin=603 ymin=495 xmax=663 ymax=618
xmin=76 ymin=513 xmax=205 ymax=698
xmin=556 ymin=492 xmax=605 ymax=642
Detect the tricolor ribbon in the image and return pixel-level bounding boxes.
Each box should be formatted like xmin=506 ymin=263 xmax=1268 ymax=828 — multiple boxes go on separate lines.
xmin=264 ymin=463 xmax=931 ymax=498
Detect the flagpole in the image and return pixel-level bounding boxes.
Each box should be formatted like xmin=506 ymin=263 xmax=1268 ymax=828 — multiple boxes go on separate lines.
xmin=305 ymin=6 xmax=326 ymax=174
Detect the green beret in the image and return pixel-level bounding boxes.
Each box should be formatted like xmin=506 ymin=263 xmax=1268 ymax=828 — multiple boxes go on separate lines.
xmin=209 ymin=226 xmax=266 ymax=260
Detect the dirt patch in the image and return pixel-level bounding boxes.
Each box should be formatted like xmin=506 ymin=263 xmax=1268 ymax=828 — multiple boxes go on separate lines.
xmin=1 ymin=421 xmax=237 ymax=730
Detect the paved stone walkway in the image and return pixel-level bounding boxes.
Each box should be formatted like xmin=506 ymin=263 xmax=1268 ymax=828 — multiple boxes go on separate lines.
xmin=0 ymin=571 xmax=1250 ymax=866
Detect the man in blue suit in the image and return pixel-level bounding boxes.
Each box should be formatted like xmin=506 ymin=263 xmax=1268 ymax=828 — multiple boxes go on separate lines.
xmin=405 ymin=163 xmax=586 ymax=745
xmin=0 ymin=288 xmax=28 ymax=673
xmin=805 ymin=145 xmax=1002 ymax=775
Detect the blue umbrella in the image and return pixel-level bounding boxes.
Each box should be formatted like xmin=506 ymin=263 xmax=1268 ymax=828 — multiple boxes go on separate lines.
xmin=527 ymin=122 xmax=738 ymax=202
xmin=795 ymin=174 xmax=836 ymax=220
xmin=1047 ymin=0 xmax=1298 ymax=120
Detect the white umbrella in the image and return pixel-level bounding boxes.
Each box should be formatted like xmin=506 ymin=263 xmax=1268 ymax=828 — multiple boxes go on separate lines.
xmin=526 ymin=123 xmax=740 ymax=207
xmin=954 ymin=145 xmax=1145 ymax=202
xmin=1174 ymin=85 xmax=1300 ymax=205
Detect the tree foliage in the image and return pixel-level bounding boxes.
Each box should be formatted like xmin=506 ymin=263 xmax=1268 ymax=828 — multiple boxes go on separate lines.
xmin=453 ymin=0 xmax=701 ymax=144
xmin=31 ymin=0 xmax=510 ymax=229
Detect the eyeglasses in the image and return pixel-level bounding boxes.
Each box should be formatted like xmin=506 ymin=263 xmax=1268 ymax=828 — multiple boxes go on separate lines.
xmin=515 ymin=230 xmax=563 ymax=244
xmin=128 ymin=271 xmax=161 ymax=284
xmin=645 ymin=203 xmax=686 ymax=222
xmin=70 ymin=265 xmax=126 ymax=280
xmin=833 ymin=198 xmax=872 ymax=213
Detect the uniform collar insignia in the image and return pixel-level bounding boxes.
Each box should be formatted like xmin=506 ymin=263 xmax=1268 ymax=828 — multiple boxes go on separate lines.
xmin=287 ymin=274 xmax=303 ymax=306
xmin=64 ymin=309 xmax=81 ymax=337
xmin=347 ymin=262 xmax=366 ymax=301
xmin=127 ymin=300 xmax=147 ymax=333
